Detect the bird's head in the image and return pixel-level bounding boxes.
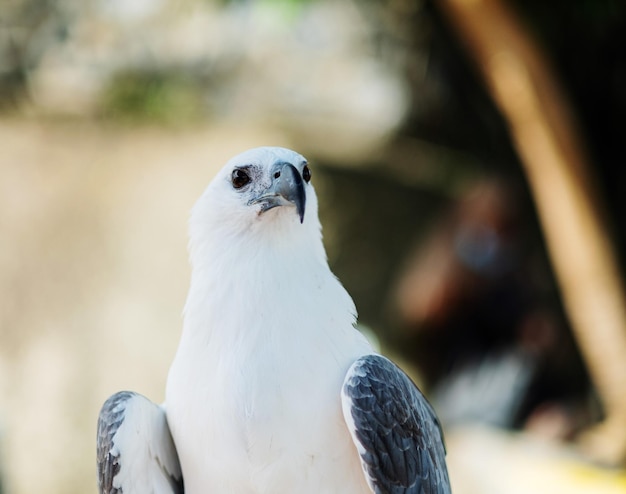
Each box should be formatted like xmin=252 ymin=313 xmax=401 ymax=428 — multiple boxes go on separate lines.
xmin=189 ymin=147 xmax=322 ymax=262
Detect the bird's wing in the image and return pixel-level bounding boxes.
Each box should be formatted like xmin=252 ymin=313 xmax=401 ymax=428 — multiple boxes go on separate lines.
xmin=341 ymin=355 xmax=451 ymax=494
xmin=97 ymin=391 xmax=183 ymax=494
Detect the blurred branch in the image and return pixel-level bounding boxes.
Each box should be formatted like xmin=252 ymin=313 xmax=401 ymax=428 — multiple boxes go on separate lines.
xmin=436 ymin=0 xmax=626 ymax=465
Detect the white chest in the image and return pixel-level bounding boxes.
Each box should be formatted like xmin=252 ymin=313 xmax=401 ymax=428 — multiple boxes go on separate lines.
xmin=166 ymin=332 xmax=371 ymax=494
xmin=165 ymin=240 xmax=373 ymax=493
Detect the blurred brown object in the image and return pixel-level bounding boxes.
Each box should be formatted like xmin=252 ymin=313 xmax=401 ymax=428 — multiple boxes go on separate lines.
xmin=437 ymin=0 xmax=626 ymax=465
xmin=394 ymin=179 xmax=592 ymax=435
xmin=396 ymin=179 xmax=520 ymax=329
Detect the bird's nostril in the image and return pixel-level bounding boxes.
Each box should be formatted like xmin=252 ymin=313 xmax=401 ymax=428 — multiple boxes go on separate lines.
xmin=274 ymin=171 xmax=281 ymax=179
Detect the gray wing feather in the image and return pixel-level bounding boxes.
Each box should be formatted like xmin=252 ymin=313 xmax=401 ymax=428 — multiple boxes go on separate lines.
xmin=341 ymin=355 xmax=451 ymax=494
xmin=97 ymin=391 xmax=183 ymax=494
xmin=97 ymin=391 xmax=127 ymax=494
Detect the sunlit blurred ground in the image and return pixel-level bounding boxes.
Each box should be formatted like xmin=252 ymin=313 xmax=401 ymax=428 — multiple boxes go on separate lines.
xmin=1 ymin=118 xmax=625 ymax=494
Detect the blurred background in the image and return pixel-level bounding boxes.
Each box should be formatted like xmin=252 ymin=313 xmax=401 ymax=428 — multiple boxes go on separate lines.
xmin=1 ymin=0 xmax=626 ymax=492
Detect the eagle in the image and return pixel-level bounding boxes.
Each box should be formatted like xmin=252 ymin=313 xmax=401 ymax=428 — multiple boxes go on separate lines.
xmin=97 ymin=147 xmax=451 ymax=494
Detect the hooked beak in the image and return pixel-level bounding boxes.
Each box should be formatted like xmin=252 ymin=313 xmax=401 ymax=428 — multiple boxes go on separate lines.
xmin=249 ymin=163 xmax=306 ymax=223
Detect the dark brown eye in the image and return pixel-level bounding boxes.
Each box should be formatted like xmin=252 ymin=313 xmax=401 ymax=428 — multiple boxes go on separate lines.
xmin=302 ymin=164 xmax=311 ymax=183
xmin=232 ymin=168 xmax=251 ymax=189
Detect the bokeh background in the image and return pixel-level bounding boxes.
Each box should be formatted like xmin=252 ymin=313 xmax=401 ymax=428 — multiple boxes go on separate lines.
xmin=1 ymin=0 xmax=626 ymax=493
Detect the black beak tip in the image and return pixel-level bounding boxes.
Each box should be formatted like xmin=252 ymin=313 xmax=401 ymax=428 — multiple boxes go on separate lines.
xmin=278 ymin=163 xmax=306 ymax=224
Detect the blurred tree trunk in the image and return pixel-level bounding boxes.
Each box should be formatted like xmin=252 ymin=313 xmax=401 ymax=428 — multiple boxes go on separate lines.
xmin=436 ymin=0 xmax=626 ymax=465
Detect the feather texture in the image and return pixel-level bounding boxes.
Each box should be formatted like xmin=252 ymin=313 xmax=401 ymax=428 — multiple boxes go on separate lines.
xmin=342 ymin=355 xmax=450 ymax=494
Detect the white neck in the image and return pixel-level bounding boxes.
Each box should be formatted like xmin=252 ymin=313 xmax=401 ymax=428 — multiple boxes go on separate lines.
xmin=180 ymin=211 xmax=358 ymax=359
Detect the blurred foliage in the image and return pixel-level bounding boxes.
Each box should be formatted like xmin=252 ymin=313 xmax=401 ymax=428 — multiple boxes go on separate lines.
xmin=99 ymin=70 xmax=207 ymax=124
xmin=0 ymin=0 xmax=78 ymax=109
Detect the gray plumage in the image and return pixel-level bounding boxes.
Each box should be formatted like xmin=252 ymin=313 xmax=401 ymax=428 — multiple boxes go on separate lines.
xmin=342 ymin=355 xmax=450 ymax=494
